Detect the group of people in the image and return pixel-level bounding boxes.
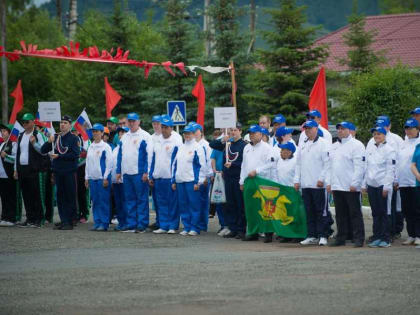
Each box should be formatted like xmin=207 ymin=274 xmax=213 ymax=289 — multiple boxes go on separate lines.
xmin=0 ymin=106 xmax=420 ymax=249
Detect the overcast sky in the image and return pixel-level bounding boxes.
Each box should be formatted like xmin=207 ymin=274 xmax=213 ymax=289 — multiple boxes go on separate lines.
xmin=33 ymin=0 xmax=50 ymax=7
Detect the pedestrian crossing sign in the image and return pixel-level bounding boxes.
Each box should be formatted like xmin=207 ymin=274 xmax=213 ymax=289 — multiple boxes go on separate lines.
xmin=167 ymin=101 xmax=187 ymax=125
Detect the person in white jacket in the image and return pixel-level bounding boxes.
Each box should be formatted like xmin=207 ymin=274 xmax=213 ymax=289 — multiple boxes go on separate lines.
xmin=85 ymin=123 xmax=113 ymax=231
xmin=396 ymin=118 xmax=420 ymax=245
xmin=327 ymin=122 xmax=365 ymax=247
xmin=111 ymin=126 xmax=128 ymax=231
xmin=294 ymin=120 xmax=330 ymax=246
xmin=192 ymin=122 xmax=213 ymax=232
xmin=275 ymin=141 xmax=297 ymax=187
xmin=172 ymin=124 xmax=206 ymax=236
xmin=150 ymin=115 xmax=182 ymax=234
xmin=298 ymin=110 xmax=332 ymax=147
xmin=363 ymin=126 xmax=396 ymax=248
xmin=116 ymin=112 xmax=153 ymax=233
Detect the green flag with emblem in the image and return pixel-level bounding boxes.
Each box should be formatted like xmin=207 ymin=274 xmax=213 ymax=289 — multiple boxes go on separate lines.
xmin=243 ymin=176 xmax=307 ymax=238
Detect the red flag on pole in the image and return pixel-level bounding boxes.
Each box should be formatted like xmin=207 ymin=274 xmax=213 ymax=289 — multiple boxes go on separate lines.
xmin=105 ymin=77 xmax=121 ymax=119
xmin=9 ymin=80 xmax=24 ymax=124
xmin=192 ymin=74 xmax=205 ymax=128
xmin=308 ymin=67 xmax=328 ymax=129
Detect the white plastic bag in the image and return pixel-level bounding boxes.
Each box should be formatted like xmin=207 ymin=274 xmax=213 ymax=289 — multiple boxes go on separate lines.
xmin=210 ymin=172 xmax=226 ymax=203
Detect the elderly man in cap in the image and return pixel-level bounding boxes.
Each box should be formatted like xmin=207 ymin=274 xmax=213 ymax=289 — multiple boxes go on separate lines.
xmin=327 ymin=122 xmax=366 ymax=247
xmin=116 ymin=112 xmax=153 ymax=233
xmin=294 ymin=120 xmax=330 ymax=246
xmin=41 ymin=115 xmax=80 ymax=230
xmin=149 ymin=115 xmax=182 ymax=234
xmin=149 ymin=115 xmax=163 ymax=230
xmin=14 ymin=113 xmax=46 ymax=228
xmin=0 ymin=123 xmax=18 ymax=226
xmin=298 ymin=110 xmax=332 ymax=146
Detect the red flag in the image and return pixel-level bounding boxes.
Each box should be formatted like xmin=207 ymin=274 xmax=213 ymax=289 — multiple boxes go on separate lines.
xmin=192 ymin=75 xmax=205 ymax=128
xmin=9 ymin=80 xmax=24 ymax=124
xmin=104 ymin=77 xmax=121 ymax=119
xmin=308 ymin=67 xmax=328 ymax=129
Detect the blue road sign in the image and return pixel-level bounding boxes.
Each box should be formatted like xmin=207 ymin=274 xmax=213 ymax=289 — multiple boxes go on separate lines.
xmin=167 ymin=101 xmax=187 ymax=125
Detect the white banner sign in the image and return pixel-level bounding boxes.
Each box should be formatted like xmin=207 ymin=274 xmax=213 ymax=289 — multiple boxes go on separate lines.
xmin=214 ymin=107 xmax=237 ymax=129
xmin=38 ymin=102 xmax=61 ymax=122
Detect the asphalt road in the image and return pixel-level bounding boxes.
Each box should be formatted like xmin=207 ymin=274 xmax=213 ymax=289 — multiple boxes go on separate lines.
xmin=1 ymin=215 xmax=419 ymax=315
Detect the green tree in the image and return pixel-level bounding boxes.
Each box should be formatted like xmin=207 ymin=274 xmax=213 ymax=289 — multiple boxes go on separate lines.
xmin=344 ymin=66 xmax=420 ymax=143
xmin=243 ymin=0 xmax=329 ymax=125
xmin=380 ymin=0 xmax=420 ymax=14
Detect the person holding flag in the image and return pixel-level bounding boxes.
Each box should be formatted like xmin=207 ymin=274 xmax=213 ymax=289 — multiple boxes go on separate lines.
xmin=41 ymin=115 xmax=80 ymax=230
xmin=14 ymin=113 xmax=46 ymax=228
xmin=0 ymin=123 xmax=19 ymax=226
xmin=116 ymin=113 xmax=153 ymax=233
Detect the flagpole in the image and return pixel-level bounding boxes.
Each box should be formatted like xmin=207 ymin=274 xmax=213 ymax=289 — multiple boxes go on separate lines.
xmin=230 ymin=61 xmax=237 ymax=108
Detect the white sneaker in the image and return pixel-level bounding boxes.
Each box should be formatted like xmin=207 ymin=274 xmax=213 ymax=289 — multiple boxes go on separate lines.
xmin=167 ymin=229 xmax=176 ymax=234
xmin=121 ymin=229 xmax=136 ymax=233
xmin=179 ymin=230 xmax=188 ymax=236
xmin=218 ymin=228 xmax=230 ymax=236
xmin=402 ymin=237 xmax=415 ymax=245
xmin=111 ymin=218 xmax=118 ymax=225
xmin=0 ymin=220 xmax=15 ymax=227
xmin=415 ymin=237 xmax=420 ymax=246
xmin=188 ymin=231 xmax=198 ymax=236
xmin=153 ymin=228 xmax=168 ymax=234
xmin=319 ymin=237 xmax=328 ymax=246
xmin=300 ymin=237 xmax=318 ymax=245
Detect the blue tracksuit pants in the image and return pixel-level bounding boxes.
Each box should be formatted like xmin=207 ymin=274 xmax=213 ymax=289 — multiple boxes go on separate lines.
xmin=89 ymin=178 xmax=111 ymax=230
xmin=113 ymin=183 xmax=126 ymax=230
xmin=198 ymin=181 xmax=210 ymax=231
xmin=177 ymin=182 xmax=201 ymax=233
xmin=154 ymin=178 xmax=179 ymax=231
xmin=123 ymin=174 xmax=149 ymax=230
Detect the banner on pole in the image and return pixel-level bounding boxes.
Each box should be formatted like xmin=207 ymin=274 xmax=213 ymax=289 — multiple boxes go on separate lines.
xmin=214 ymin=107 xmax=237 ymax=129
xmin=38 ymin=102 xmax=61 ymax=122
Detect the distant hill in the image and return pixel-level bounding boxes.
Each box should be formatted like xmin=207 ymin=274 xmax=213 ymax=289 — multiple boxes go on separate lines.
xmin=40 ymin=0 xmax=383 ymax=44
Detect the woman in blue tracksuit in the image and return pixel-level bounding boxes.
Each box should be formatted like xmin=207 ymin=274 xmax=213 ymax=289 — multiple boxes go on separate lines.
xmin=171 ymin=124 xmax=206 ymax=236
xmin=85 ymin=123 xmax=113 ymax=231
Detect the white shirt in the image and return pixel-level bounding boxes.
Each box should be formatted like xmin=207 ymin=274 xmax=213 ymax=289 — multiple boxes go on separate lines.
xmin=111 ymin=146 xmax=122 ymax=184
xmin=275 ymin=155 xmax=296 ymax=186
xmin=328 ymin=136 xmax=365 ymax=191
xmin=294 ymin=136 xmax=329 ymax=189
xmin=171 ymin=131 xmax=183 ymax=143
xmin=198 ymin=138 xmax=214 ymax=178
xmin=116 ymin=128 xmax=153 ymax=176
xmin=396 ymin=136 xmax=420 ymax=187
xmin=85 ymin=140 xmax=113 ymax=180
xmin=19 ymin=132 xmax=31 ymax=165
xmin=363 ymin=141 xmax=396 ymax=192
xmin=298 ymin=125 xmax=332 ymax=148
xmin=152 ymin=132 xmax=162 ymax=144
xmin=173 ymin=139 xmax=206 ymax=184
xmin=239 ymin=141 xmax=275 ymax=185
xmin=0 ymin=142 xmax=17 ymax=178
xmin=151 ymin=134 xmax=182 ymax=180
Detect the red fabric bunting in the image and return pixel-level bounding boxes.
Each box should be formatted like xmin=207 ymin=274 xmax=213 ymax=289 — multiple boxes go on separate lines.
xmin=162 ymin=61 xmax=175 ymax=76
xmin=174 ymin=62 xmax=187 ymax=75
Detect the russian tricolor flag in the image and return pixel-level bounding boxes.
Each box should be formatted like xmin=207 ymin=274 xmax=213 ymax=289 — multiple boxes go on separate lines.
xmin=74 ymin=110 xmax=92 ymax=141
xmin=9 ymin=121 xmax=24 ymax=143
xmin=35 ymin=111 xmax=52 ymax=128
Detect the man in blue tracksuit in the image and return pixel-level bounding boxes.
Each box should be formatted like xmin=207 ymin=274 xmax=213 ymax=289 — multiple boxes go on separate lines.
xmin=116 ymin=113 xmax=153 ymax=233
xmin=149 ymin=115 xmax=182 ymax=234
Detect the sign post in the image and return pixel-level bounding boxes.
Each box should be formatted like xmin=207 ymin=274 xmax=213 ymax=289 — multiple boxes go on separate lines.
xmin=214 ymin=107 xmax=237 ymax=162
xmin=38 ymin=102 xmax=61 ymax=122
xmin=167 ymin=100 xmax=187 ymax=133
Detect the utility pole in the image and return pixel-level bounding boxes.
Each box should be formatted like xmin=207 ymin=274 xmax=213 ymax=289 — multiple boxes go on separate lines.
xmin=68 ymin=0 xmax=77 ymax=41
xmin=1 ymin=0 xmax=7 ymax=123
xmin=248 ymin=0 xmax=256 ymax=54
xmin=204 ymin=0 xmax=211 ymax=57
xmin=56 ymin=0 xmax=62 ymax=29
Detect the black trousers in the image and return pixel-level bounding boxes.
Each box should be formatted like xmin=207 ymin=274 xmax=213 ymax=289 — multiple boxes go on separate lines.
xmin=55 ymin=172 xmax=77 ymax=226
xmin=367 ymin=185 xmax=390 ymax=243
xmin=332 ymin=190 xmax=365 ymax=242
xmin=224 ymin=176 xmax=246 ymax=233
xmin=76 ymin=164 xmax=89 ymax=220
xmin=0 ymin=177 xmax=17 ymax=222
xmin=400 ymin=187 xmax=420 ymax=238
xmin=389 ymin=189 xmax=404 ymax=235
xmin=302 ymin=188 xmax=329 ymax=238
xmin=44 ymin=169 xmax=54 ymax=222
xmin=18 ymin=167 xmax=43 ymax=224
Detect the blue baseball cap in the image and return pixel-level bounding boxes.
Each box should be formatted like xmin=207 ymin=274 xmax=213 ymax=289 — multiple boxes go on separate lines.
xmin=152 ymin=115 xmax=161 ymax=123
xmin=306 ymin=110 xmax=321 ymax=118
xmin=411 ymin=107 xmax=420 ymax=115
xmin=248 ymin=124 xmax=262 ymax=133
xmin=160 ymin=115 xmax=174 ymax=127
xmin=303 ymin=120 xmax=319 ymax=128
xmin=404 ymin=118 xmax=419 ymax=128
xmin=347 ymin=122 xmax=356 ymax=131
xmin=376 ymin=116 xmax=390 ymax=127
xmin=91 ymin=123 xmax=104 ymax=132
xmin=194 ymin=123 xmax=203 ymax=131
xmin=371 ymin=126 xmax=387 ymax=135
xmin=127 ymin=112 xmax=140 ymax=121
xmin=336 ymin=121 xmax=352 ymax=130
xmin=273 ymin=114 xmax=286 ymax=124
xmin=260 ymin=127 xmax=270 ymax=136
xmin=278 ymin=141 xmax=296 ymax=153
xmin=116 ymin=126 xmax=129 ymax=133
xmin=276 ymin=126 xmax=293 ymax=137
xmin=183 ymin=125 xmax=195 ymax=133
